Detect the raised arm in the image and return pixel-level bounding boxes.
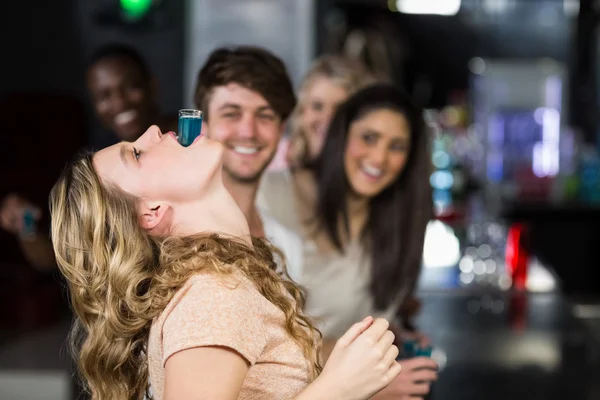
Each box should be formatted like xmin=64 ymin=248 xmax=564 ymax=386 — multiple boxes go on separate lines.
xmin=296 ymin=317 xmax=402 ymax=400
xmin=0 ymin=193 xmax=56 ymax=270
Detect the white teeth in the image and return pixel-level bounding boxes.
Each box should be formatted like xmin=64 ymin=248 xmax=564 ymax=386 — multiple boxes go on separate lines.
xmin=114 ymin=110 xmax=138 ymax=125
xmin=362 ymin=164 xmax=382 ymax=177
xmin=233 ymin=146 xmax=259 ymax=155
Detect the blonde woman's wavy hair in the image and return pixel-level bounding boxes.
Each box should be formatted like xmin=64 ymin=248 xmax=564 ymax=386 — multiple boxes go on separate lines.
xmin=50 ymin=153 xmax=322 ymax=400
xmin=287 ymin=55 xmax=378 ymax=168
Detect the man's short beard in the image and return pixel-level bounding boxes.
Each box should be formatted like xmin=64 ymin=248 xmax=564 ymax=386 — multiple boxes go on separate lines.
xmin=223 ymin=164 xmax=268 ymax=184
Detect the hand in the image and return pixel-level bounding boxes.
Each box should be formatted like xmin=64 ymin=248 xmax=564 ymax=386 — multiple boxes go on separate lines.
xmin=285 ymin=134 xmax=305 ymax=167
xmin=318 ymin=317 xmax=402 ymax=400
xmin=0 ymin=194 xmax=41 ymax=236
xmin=372 ymin=357 xmax=438 ymax=399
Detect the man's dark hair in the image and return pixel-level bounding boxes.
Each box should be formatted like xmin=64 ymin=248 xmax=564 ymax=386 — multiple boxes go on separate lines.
xmin=194 ymin=46 xmax=296 ymax=121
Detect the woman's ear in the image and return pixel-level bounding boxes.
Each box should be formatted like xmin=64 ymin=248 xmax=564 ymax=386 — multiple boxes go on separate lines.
xmin=140 ymin=202 xmax=170 ymax=231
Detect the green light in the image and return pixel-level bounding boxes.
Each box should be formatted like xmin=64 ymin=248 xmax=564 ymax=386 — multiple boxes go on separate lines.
xmin=120 ymin=0 xmax=152 ymax=21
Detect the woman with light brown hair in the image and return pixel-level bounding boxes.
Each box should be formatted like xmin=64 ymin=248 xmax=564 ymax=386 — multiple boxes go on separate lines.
xmin=49 ymin=125 xmax=402 ymax=400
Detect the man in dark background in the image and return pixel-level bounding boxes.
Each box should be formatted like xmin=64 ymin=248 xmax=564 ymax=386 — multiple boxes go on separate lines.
xmin=86 ymin=43 xmax=177 ymax=146
xmin=0 ymin=43 xmax=177 ymax=270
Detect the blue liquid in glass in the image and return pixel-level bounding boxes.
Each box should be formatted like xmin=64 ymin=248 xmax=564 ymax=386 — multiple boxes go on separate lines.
xmin=21 ymin=209 xmax=36 ymax=238
xmin=403 ymin=339 xmax=417 ymax=358
xmin=178 ymin=115 xmax=203 ymax=147
xmin=415 ymin=345 xmax=433 ymax=358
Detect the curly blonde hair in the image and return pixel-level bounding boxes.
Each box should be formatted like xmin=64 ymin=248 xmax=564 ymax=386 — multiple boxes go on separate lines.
xmin=287 ymin=55 xmax=377 ymax=168
xmin=50 ymin=153 xmax=322 ymax=400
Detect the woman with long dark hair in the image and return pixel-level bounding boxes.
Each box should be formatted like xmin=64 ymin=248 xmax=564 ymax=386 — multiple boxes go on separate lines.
xmin=259 ymin=83 xmax=437 ymax=398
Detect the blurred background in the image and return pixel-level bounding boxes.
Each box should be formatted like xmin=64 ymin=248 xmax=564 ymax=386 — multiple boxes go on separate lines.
xmin=2 ymin=0 xmax=600 ymax=399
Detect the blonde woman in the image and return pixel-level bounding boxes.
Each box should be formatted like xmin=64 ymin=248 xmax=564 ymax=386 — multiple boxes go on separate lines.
xmin=49 ymin=125 xmax=401 ymax=400
xmin=285 ymin=54 xmax=377 ymax=169
xmin=266 ymin=55 xmax=375 ymax=171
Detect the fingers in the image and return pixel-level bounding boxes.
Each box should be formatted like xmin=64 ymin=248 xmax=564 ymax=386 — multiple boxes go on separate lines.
xmin=362 ymin=318 xmax=390 ymax=343
xmin=386 ymin=357 xmax=436 ymax=399
xmin=0 ymin=194 xmax=37 ymax=227
xmin=409 ymin=368 xmax=438 ymax=382
xmin=336 ymin=316 xmax=374 ymax=347
xmin=377 ymin=330 xmax=396 ymax=355
xmin=382 ymin=343 xmax=400 ymax=367
xmin=417 ymin=334 xmax=431 ymax=348
xmin=384 ymin=360 xmax=403 ymax=383
xmin=0 ymin=208 xmax=24 ymax=233
xmin=391 ymin=379 xmax=432 ymax=398
xmin=0 ymin=214 xmax=11 ymax=231
xmin=401 ymin=356 xmax=438 ymax=371
xmin=405 ymin=382 xmax=431 ymax=396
